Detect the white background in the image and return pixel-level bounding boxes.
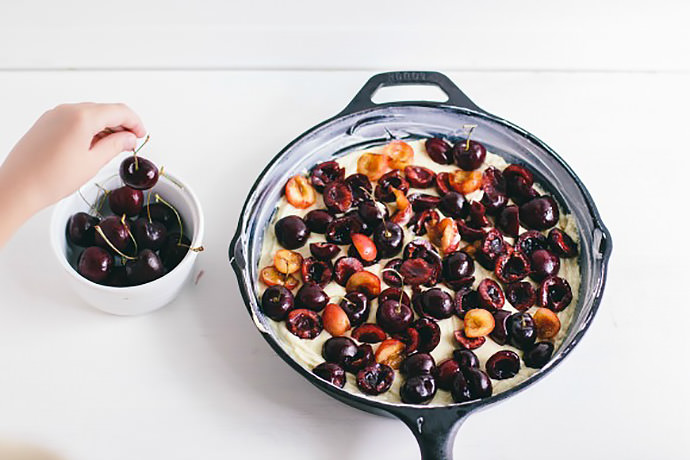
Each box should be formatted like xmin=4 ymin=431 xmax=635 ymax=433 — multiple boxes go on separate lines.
xmin=0 ymin=1 xmax=689 ymax=459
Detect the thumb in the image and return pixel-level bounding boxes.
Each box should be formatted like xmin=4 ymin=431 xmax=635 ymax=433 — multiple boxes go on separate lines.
xmin=90 ymin=131 xmax=138 ymax=168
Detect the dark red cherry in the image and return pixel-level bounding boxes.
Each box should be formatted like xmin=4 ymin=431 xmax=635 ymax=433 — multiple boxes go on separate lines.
xmin=452 ymin=349 xmax=479 ymax=369
xmin=125 ymin=249 xmax=164 ymax=285
xmin=323 ymin=181 xmax=353 ymax=213
xmin=400 ymin=258 xmax=434 ymax=286
xmin=408 ymin=209 xmax=440 ymax=236
xmin=519 ymin=196 xmax=560 ymax=230
xmin=452 ymin=140 xmax=486 ymax=171
xmin=301 ymin=257 xmax=333 ymax=286
xmin=435 ymin=172 xmax=453 ymax=195
xmin=357 ymin=363 xmax=394 ymax=395
xmin=351 ymin=323 xmax=387 ymax=343
xmin=94 ymin=215 xmax=130 ymax=252
xmin=140 ymin=203 xmax=177 ymax=230
xmin=379 ymin=287 xmax=411 ymax=306
xmin=119 ymin=155 xmax=159 ymax=190
xmin=524 ymin=342 xmax=555 ymax=369
xmin=309 ymin=242 xmax=340 ymax=261
xmin=548 ymin=228 xmax=578 ymax=258
xmin=503 ymin=164 xmax=533 ymax=193
xmin=304 ymin=209 xmax=334 ymax=234
xmin=373 ymin=222 xmax=404 ymax=258
xmin=538 ymin=276 xmax=573 ymax=312
xmin=133 ymin=217 xmax=167 ymax=251
xmin=454 ymin=329 xmax=486 ymax=350
xmin=312 ymin=362 xmax=345 ymax=388
xmin=506 ymin=312 xmax=537 ymax=350
xmin=345 ymin=173 xmax=373 ymax=205
xmin=339 ymin=291 xmax=370 ymax=327
xmin=413 ymin=317 xmax=441 ymax=353
xmin=425 ymin=137 xmax=452 ymax=164
xmin=404 ymin=166 xmax=436 ymax=188
xmin=286 ymin=309 xmax=323 ymax=339
xmin=67 ymin=212 xmax=99 ymax=247
xmin=160 ymin=233 xmax=190 ymax=271
xmin=382 ymin=259 xmax=404 ymax=287
xmin=375 ymin=170 xmax=410 ymax=202
xmin=454 ymin=289 xmax=480 ymax=318
xmin=482 ymin=166 xmax=506 ymax=192
xmin=486 ymin=350 xmax=520 ymax=379
xmin=326 ymin=214 xmax=363 ymax=245
xmin=77 ymin=246 xmax=113 ymax=283
xmin=516 ymin=231 xmax=548 ymax=257
xmin=105 ymin=266 xmax=128 ymax=287
xmin=504 ymin=282 xmax=536 ymax=311
xmin=466 ymin=201 xmax=490 ymax=228
xmin=495 ymin=251 xmax=531 ymax=283
xmin=376 ymin=300 xmax=413 ymax=333
xmin=476 ymin=229 xmax=508 ymax=270
xmin=261 ymin=285 xmax=295 ymax=321
xmin=438 ymin=191 xmax=468 ymax=218
xmin=477 ymin=279 xmax=505 ymax=310
xmin=322 ymin=336 xmax=358 ymax=365
xmin=530 ymin=249 xmax=560 ymax=282
xmin=489 ymin=309 xmax=511 ymax=345
xmin=496 ymin=205 xmax=520 ymax=237
xmin=333 ymin=257 xmax=364 ymax=286
xmin=408 ymin=193 xmax=441 ymax=212
xmin=419 ymin=288 xmax=454 ymax=319
xmin=510 ymin=178 xmax=541 ymax=205
xmin=436 ymin=359 xmax=461 ymax=391
xmin=344 ymin=344 xmax=375 ymax=373
xmin=358 ymin=200 xmax=388 ymax=225
xmin=400 ymin=374 xmax=437 ymax=404
xmin=457 ymin=220 xmax=486 ymax=242
xmin=310 ymin=160 xmax=345 ymax=192
xmin=108 ymin=186 xmax=143 ymax=217
xmin=295 ymin=283 xmax=329 ymax=311
xmin=275 ymin=215 xmax=310 ymax=249
xmin=480 ymin=185 xmax=508 ymax=216
xmin=400 ymin=353 xmax=436 ymax=377
xmin=391 ymin=327 xmax=420 ymax=354
xmin=451 ymin=371 xmax=472 ymax=402
xmin=462 ymin=367 xmax=493 ymax=399
xmin=441 ymin=251 xmax=475 ymax=290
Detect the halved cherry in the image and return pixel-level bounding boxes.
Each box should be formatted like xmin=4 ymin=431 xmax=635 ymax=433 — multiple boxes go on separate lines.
xmin=467 ymin=201 xmax=490 ymax=228
xmin=351 ymin=233 xmax=377 ymax=262
xmin=345 ymin=271 xmax=381 ymax=299
xmin=404 ymin=165 xmax=436 ymax=188
xmin=286 ymin=309 xmax=323 ymax=339
xmin=435 ymin=172 xmax=453 ymax=195
xmin=333 ymin=256 xmax=364 ymax=286
xmin=503 ymin=164 xmax=534 ymax=196
xmin=408 ymin=193 xmax=441 ymax=212
xmin=375 ymin=170 xmax=410 ymax=202
xmin=449 ymin=170 xmax=483 ymax=195
xmin=457 ymin=220 xmax=486 ymax=242
xmin=375 ymin=338 xmax=406 ymax=369
xmin=390 ymin=188 xmax=413 ymax=225
xmin=533 ymin=307 xmax=561 ymax=339
xmin=464 ymin=308 xmax=496 ymax=338
xmin=413 ymin=317 xmax=441 ymax=353
xmin=309 ymin=242 xmax=340 ymax=261
xmin=538 ymin=276 xmax=573 ymax=311
xmin=477 ymin=279 xmax=505 ymax=310
xmin=548 ymin=228 xmax=578 ymax=258
xmin=351 ymin=323 xmax=387 ymax=343
xmin=438 ymin=218 xmax=461 ymax=255
xmin=496 ymin=205 xmax=520 ymax=237
xmin=494 ymin=251 xmax=531 ymax=283
xmin=356 ymin=363 xmax=394 ymax=395
xmin=381 ymin=259 xmax=404 ymax=287
xmin=323 ymin=180 xmax=353 ymax=213
xmin=357 ymin=152 xmax=389 ymax=181
xmin=400 ymin=258 xmax=434 ymax=285
xmin=409 ymin=209 xmax=440 ymax=236
xmin=310 ymin=161 xmax=345 ymax=192
xmin=322 ymin=303 xmax=351 ymax=336
xmin=392 ymin=327 xmax=420 ymax=354
xmin=285 ymin=175 xmax=316 ymax=209
xmin=505 ymin=281 xmax=536 ymax=311
xmin=454 ymin=329 xmax=486 ymax=350
xmin=345 ymin=344 xmax=375 ymax=373
xmin=382 ymin=140 xmax=414 ymax=170
xmin=273 ymin=249 xmax=303 ymax=274
xmin=301 ymin=257 xmax=333 ymax=286
xmin=260 ymin=266 xmax=299 ymax=290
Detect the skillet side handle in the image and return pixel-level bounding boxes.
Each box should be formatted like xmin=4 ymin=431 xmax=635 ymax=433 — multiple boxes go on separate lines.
xmin=394 ymin=408 xmax=470 ymax=460
xmin=338 ymin=71 xmax=486 ymax=117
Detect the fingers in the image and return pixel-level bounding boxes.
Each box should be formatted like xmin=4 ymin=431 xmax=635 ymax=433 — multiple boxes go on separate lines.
xmin=84 ymin=103 xmax=147 ymax=138
xmin=89 ymin=131 xmax=138 ymax=170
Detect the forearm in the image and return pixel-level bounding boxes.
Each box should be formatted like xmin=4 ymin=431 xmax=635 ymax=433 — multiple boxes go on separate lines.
xmin=0 ymin=164 xmax=41 ymax=248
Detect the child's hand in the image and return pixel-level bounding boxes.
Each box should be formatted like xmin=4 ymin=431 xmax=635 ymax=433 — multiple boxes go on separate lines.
xmin=0 ymin=103 xmax=146 ymax=246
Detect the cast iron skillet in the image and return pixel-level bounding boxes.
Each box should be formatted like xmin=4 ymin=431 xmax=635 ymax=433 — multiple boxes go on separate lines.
xmin=229 ymin=71 xmax=612 ymax=460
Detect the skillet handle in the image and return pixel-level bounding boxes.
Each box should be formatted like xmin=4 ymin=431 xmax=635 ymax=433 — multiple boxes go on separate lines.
xmin=393 ymin=408 xmax=470 ymax=460
xmin=338 ymin=71 xmax=485 ymax=117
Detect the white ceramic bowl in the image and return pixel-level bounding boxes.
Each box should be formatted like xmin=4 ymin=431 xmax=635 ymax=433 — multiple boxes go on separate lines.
xmin=50 ymin=169 xmax=205 ymax=316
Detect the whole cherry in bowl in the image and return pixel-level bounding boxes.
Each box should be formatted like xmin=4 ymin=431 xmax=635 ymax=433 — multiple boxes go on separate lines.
xmin=50 ymin=137 xmax=205 ymax=315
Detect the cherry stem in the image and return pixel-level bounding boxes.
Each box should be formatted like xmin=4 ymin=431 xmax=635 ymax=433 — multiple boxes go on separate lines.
xmin=78 ymin=190 xmax=103 ymax=218
xmin=121 ymin=214 xmax=138 ymax=253
xmin=94 ymin=225 xmax=137 ymax=260
xmin=145 ymin=191 xmax=153 ymax=223
xmin=132 ymin=134 xmax=151 ymax=171
xmin=155 ymin=193 xmax=183 ymax=245
xmin=359 ymin=185 xmax=391 ymax=236
xmin=381 ymin=268 xmax=405 ymax=301
xmin=463 ymin=124 xmax=477 ymax=151
xmin=161 ymin=170 xmax=185 ymax=190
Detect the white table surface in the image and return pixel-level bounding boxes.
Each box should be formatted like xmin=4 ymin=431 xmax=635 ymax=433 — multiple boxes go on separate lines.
xmin=0 ymin=2 xmax=689 ymax=459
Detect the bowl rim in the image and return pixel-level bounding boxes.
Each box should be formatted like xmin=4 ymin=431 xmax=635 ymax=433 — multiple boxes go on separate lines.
xmin=50 ymin=169 xmax=205 ymax=293
xmin=229 ymin=100 xmax=613 ymax=413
